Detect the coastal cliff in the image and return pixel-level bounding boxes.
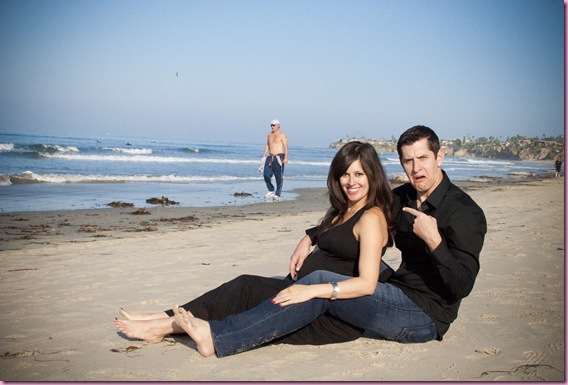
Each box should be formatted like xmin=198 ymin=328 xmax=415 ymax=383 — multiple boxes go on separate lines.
xmin=330 ymin=136 xmax=564 ymax=161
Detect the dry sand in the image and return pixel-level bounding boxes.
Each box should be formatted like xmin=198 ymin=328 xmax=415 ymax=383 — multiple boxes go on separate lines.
xmin=0 ymin=178 xmax=564 ymax=381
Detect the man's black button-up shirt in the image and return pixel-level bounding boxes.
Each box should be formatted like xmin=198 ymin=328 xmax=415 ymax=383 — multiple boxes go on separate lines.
xmin=390 ymin=171 xmax=487 ymax=338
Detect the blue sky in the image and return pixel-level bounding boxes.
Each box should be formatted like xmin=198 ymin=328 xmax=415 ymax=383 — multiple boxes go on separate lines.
xmin=0 ymin=0 xmax=564 ymax=146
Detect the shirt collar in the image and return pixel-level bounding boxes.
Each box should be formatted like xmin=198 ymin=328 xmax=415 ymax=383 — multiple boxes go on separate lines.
xmin=404 ymin=170 xmax=451 ymax=210
xmin=424 ymin=170 xmax=451 ymax=209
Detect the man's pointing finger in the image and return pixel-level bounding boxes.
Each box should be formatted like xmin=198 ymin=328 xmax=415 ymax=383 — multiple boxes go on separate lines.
xmin=402 ymin=207 xmax=422 ymax=217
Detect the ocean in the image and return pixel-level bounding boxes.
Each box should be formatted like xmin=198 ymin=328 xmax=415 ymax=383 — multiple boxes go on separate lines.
xmin=0 ymin=131 xmax=553 ymax=213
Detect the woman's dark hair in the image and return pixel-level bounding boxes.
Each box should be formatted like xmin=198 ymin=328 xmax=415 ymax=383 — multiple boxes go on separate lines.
xmin=396 ymin=125 xmax=440 ymax=158
xmin=318 ymin=141 xmax=394 ymax=247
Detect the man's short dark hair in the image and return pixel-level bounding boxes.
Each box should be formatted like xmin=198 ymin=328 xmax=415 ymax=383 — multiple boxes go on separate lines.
xmin=397 ymin=125 xmax=441 ymax=159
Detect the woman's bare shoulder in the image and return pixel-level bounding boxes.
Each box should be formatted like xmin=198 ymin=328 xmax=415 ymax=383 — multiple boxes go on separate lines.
xmin=358 ymin=207 xmax=387 ymax=228
xmin=362 ymin=206 xmax=386 ymax=219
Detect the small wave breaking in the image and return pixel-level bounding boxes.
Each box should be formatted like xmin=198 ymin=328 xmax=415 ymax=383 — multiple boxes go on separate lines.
xmin=0 ymin=143 xmax=15 ymax=152
xmin=2 ymin=171 xmax=263 ymax=185
xmin=102 ymin=147 xmax=153 ymax=155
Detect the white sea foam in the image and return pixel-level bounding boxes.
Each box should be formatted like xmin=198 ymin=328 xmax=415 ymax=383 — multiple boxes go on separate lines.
xmin=289 ymin=160 xmax=330 ymax=167
xmin=0 ymin=174 xmax=11 ymax=185
xmin=37 ymin=152 xmax=332 ymax=167
xmin=39 ymin=153 xmax=261 ymax=164
xmin=39 ymin=144 xmax=80 ymax=153
xmin=103 ymin=147 xmax=153 ymax=155
xmin=0 ymin=143 xmax=15 ymax=152
xmin=382 ymin=156 xmax=401 ymax=164
xmin=463 ymin=158 xmax=514 ymax=166
xmin=7 ymin=172 xmax=262 ymax=184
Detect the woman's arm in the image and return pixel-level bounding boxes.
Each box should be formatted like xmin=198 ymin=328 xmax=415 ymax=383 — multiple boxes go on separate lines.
xmin=289 ymin=234 xmax=314 ymax=280
xmin=275 ymin=208 xmax=388 ymax=305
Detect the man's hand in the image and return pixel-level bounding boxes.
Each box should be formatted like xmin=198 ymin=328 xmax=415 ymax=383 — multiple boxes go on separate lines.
xmin=258 ymin=157 xmax=266 ymax=173
xmin=402 ymin=207 xmax=442 ymax=252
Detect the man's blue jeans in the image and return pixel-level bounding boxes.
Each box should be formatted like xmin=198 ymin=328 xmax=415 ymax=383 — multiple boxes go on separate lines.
xmin=263 ymin=155 xmax=284 ymax=197
xmin=209 ymin=270 xmax=437 ymax=357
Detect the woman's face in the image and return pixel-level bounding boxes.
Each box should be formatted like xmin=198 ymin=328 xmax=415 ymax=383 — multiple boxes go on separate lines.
xmin=339 ymin=159 xmax=369 ymax=206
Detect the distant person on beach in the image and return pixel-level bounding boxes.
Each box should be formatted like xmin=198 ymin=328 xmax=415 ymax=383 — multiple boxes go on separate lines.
xmin=554 ymin=159 xmax=562 ymax=177
xmin=259 ymin=119 xmax=288 ymax=202
xmin=115 ymin=126 xmax=487 ymax=358
xmin=115 ymin=141 xmax=395 ymax=347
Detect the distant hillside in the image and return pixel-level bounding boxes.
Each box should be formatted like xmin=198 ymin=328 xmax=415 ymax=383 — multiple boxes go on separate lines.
xmin=330 ymin=135 xmax=564 ymax=161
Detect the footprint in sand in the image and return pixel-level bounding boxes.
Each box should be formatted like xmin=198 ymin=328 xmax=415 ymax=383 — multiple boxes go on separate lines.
xmin=475 ymin=347 xmax=501 ymax=355
xmin=4 ymin=333 xmax=27 ymax=341
xmin=284 ymin=351 xmax=319 ymax=360
xmin=523 ymin=350 xmax=546 ymax=365
xmin=507 ymin=253 xmax=527 ymax=260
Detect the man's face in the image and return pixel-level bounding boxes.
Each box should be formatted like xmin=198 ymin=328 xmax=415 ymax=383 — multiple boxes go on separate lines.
xmin=400 ymin=138 xmax=444 ymax=200
xmin=271 ymin=123 xmax=279 ymax=132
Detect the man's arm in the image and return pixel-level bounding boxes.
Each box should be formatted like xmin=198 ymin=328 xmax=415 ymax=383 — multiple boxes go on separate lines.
xmin=403 ymin=203 xmax=486 ymax=300
xmin=429 ymin=204 xmax=486 ymax=299
xmin=282 ymin=133 xmax=288 ymax=164
xmin=262 ymin=140 xmax=269 ymax=157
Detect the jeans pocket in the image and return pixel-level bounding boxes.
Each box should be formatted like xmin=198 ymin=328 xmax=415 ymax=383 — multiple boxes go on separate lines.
xmin=395 ymin=323 xmax=437 ymax=343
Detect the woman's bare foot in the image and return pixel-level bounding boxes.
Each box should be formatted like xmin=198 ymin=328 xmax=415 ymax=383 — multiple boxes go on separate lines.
xmin=173 ymin=305 xmax=215 ymax=357
xmin=119 ymin=307 xmax=169 ymax=321
xmin=113 ymin=317 xmax=173 ymax=343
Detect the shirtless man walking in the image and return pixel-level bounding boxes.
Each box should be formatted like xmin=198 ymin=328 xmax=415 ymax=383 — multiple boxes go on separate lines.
xmin=260 ymin=119 xmax=288 ymax=202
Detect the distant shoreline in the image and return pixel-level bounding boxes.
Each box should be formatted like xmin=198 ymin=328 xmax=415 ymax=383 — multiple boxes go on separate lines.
xmin=329 ymin=137 xmax=564 ymax=162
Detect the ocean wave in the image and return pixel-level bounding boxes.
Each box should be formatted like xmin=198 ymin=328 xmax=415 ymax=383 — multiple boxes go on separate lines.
xmin=28 ymin=144 xmax=80 ymax=154
xmin=381 ymin=156 xmax=401 ymax=164
xmin=447 ymin=157 xmax=514 ymax=166
xmin=0 ymin=174 xmax=11 ymax=185
xmin=289 ymin=160 xmax=330 ymax=167
xmin=41 ymin=154 xmax=330 ymax=167
xmin=37 ymin=152 xmax=332 ymax=167
xmin=0 ymin=143 xmax=15 ymax=152
xmin=1 ymin=171 xmax=330 ymax=185
xmin=3 ymin=171 xmax=262 ymax=185
xmin=38 ymin=153 xmax=260 ymax=164
xmin=102 ymin=147 xmax=153 ymax=155
xmin=0 ymin=143 xmax=82 ymax=155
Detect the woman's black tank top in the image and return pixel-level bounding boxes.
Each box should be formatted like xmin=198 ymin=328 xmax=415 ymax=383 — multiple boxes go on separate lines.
xmin=296 ymin=208 xmax=367 ymax=280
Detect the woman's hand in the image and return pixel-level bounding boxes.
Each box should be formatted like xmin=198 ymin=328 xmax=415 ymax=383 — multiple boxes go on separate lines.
xmin=272 ymin=284 xmax=321 ymax=306
xmin=289 ymin=235 xmax=312 ymax=280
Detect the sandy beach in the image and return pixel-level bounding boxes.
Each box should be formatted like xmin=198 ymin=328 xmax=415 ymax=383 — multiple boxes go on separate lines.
xmin=0 ymin=177 xmax=564 ymax=381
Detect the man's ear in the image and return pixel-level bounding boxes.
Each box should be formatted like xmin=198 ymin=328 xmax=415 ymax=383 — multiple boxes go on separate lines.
xmin=436 ymin=149 xmax=444 ymax=167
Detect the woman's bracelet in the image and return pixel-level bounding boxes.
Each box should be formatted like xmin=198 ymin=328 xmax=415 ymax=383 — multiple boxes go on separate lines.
xmin=330 ymin=282 xmax=340 ymax=300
